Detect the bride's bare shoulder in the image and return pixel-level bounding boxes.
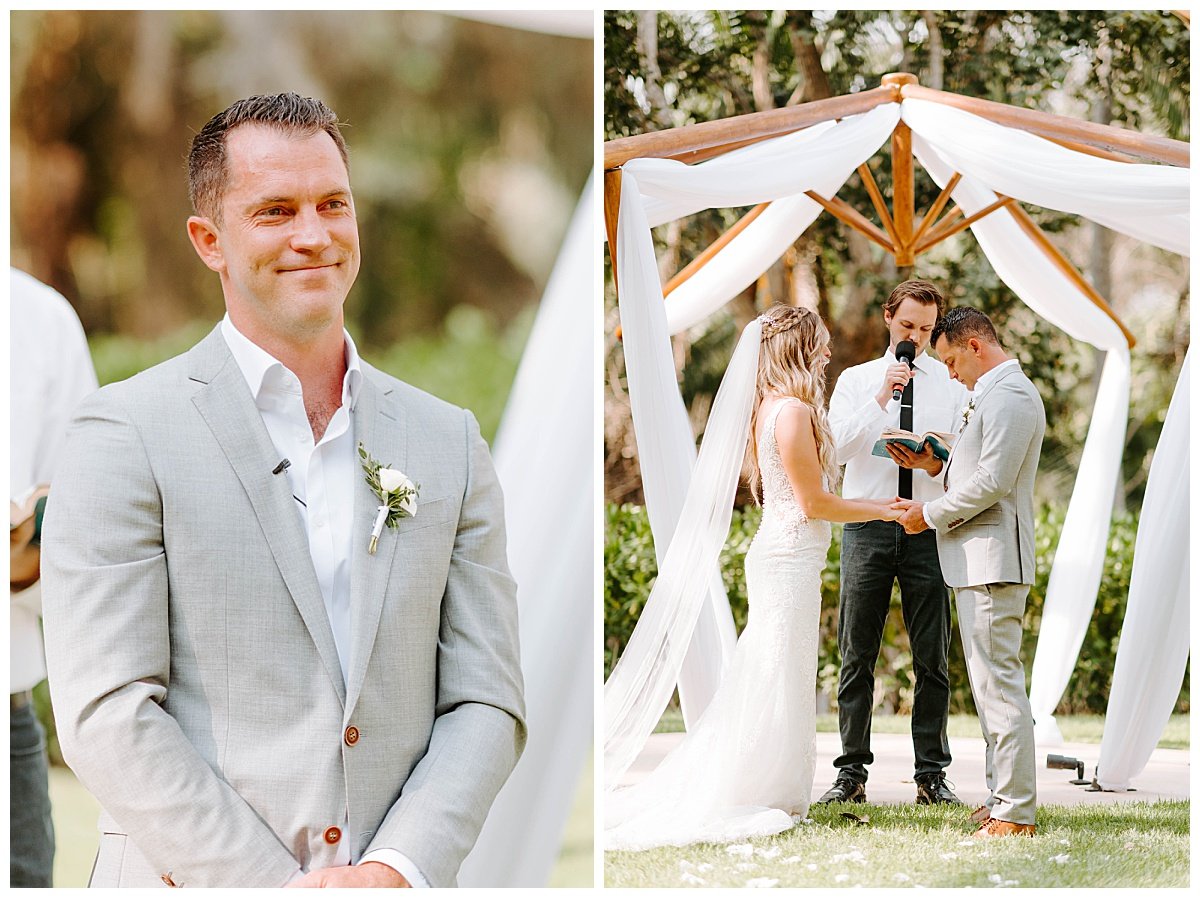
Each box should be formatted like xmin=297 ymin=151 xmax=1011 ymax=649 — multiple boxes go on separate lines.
xmin=771 ymin=399 xmax=816 ymax=444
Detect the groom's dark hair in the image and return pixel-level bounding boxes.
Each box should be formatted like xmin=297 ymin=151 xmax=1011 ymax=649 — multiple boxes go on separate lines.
xmin=931 ymin=306 xmax=1001 ymax=348
xmin=187 ymin=93 xmax=349 ymax=224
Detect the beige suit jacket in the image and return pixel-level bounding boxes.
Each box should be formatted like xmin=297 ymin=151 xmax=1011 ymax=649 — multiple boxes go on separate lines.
xmin=925 ymin=363 xmax=1046 ymax=588
xmin=41 ymin=326 xmax=525 ymax=887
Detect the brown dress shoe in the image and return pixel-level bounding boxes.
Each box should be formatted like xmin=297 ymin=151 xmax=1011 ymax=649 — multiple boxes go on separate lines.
xmin=968 ymin=805 xmax=992 ymax=825
xmin=973 ymin=818 xmax=1036 ymax=838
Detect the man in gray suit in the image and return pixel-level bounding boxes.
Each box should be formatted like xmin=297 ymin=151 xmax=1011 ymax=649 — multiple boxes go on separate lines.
xmin=894 ymin=306 xmax=1045 ymax=838
xmin=41 ymin=93 xmax=525 ymax=886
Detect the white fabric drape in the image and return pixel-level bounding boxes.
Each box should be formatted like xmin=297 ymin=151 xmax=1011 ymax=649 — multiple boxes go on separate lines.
xmin=616 ymin=171 xmax=739 ymax=728
xmin=901 ymin=99 xmax=1189 ymax=257
xmin=611 ymin=106 xmax=902 ymax=733
xmin=604 ymin=319 xmax=763 ymax=789
xmin=459 ymin=179 xmax=593 ymax=886
xmin=1096 ymin=348 xmax=1190 ymax=791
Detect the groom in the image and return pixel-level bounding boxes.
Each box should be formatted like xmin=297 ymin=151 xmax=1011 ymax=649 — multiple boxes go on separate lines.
xmin=895 ymin=306 xmax=1045 ymax=837
xmin=41 ymin=93 xmax=525 ymax=886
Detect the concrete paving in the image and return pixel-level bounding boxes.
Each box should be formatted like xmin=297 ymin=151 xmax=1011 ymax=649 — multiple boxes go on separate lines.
xmin=623 ymin=731 xmax=1189 ymax=807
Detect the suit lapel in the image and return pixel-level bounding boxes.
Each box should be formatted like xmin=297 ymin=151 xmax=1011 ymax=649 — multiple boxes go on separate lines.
xmin=944 ymin=364 xmax=1022 ymax=491
xmin=187 ymin=327 xmax=346 ymax=707
xmin=345 ymin=368 xmax=407 ymax=715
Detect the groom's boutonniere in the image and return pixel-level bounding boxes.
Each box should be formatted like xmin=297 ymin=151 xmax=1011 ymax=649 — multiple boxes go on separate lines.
xmin=959 ymin=399 xmax=976 ymax=433
xmin=358 ymin=442 xmax=419 ymax=555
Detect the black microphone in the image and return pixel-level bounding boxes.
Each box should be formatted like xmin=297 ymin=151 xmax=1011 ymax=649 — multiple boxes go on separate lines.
xmin=272 ymin=458 xmax=291 ymax=475
xmin=893 ymin=340 xmax=916 ymax=401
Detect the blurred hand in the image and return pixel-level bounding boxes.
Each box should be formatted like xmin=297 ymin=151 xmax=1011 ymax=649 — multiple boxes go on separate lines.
xmin=286 ymin=863 xmax=410 ymax=888
xmin=896 ymin=502 xmax=930 ymax=534
xmin=875 ymin=362 xmax=913 ymax=408
xmin=885 ymin=441 xmax=943 ymax=475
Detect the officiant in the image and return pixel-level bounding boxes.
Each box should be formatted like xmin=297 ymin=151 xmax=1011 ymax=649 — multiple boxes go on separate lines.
xmin=819 ymin=279 xmax=969 ymax=806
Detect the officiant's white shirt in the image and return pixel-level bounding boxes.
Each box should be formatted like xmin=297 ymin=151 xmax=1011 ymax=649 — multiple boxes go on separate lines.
xmin=829 ymin=348 xmax=970 ymax=503
xmin=221 ymin=316 xmax=429 ymax=887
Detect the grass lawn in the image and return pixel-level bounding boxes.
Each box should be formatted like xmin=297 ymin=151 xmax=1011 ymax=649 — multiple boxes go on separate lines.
xmin=654 ymin=711 xmax=1191 ymax=750
xmin=605 ymin=800 xmax=1190 ymax=888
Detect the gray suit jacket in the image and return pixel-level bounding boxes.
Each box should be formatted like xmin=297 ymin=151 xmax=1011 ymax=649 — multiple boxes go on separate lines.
xmin=925 ymin=363 xmax=1046 ymax=588
xmin=40 ymin=326 xmax=525 ymax=887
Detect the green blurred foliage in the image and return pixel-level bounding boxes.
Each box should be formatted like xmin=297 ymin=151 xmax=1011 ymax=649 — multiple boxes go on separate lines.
xmin=12 ymin=10 xmax=590 ymax=357
xmin=604 ymin=503 xmax=1189 ymax=716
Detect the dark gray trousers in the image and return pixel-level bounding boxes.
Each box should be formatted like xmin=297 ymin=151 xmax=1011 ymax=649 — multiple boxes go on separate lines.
xmin=10 ymin=696 xmax=55 ymax=887
xmin=833 ymin=520 xmax=952 ymax=783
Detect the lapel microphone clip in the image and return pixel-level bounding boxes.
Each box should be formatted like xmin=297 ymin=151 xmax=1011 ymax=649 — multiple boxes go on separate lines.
xmin=272 ymin=458 xmax=292 ymax=475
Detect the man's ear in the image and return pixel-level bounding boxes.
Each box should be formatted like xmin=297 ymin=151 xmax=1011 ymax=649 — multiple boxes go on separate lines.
xmin=968 ymin=336 xmax=984 ymax=356
xmin=187 ymin=216 xmax=225 ymax=273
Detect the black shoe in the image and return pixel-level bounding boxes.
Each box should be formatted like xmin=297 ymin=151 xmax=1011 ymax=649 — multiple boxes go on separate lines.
xmin=915 ymin=773 xmax=964 ymax=805
xmin=816 ymin=777 xmax=866 ymax=804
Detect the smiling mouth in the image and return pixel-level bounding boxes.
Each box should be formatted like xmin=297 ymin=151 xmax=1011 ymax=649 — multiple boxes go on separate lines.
xmin=280 ymin=263 xmax=340 ymax=273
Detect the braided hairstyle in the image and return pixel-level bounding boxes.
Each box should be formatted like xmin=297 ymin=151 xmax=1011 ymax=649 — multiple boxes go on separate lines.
xmin=746 ymin=305 xmax=839 ymax=503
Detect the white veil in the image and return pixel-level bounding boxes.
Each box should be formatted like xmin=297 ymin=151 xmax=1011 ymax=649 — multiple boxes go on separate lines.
xmin=603 ymin=318 xmax=764 ymax=789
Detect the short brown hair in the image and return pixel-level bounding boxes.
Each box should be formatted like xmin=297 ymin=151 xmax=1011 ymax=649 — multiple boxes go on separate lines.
xmin=884 ymin=279 xmax=946 ymax=319
xmin=931 ymin=306 xmax=1001 ymax=348
xmin=188 ymin=93 xmax=349 ymax=222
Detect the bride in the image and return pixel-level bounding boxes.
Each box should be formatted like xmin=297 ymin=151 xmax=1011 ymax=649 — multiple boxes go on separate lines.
xmin=605 ymin=305 xmax=902 ymax=851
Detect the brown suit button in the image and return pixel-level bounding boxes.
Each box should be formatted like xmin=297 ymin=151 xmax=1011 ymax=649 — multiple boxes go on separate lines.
xmin=324 ymin=826 xmax=342 ymax=845
xmin=344 ymin=726 xmax=360 ymax=746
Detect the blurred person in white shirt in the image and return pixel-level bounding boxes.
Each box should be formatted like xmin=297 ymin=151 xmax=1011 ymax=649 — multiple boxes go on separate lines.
xmin=10 ymin=267 xmax=99 ymax=886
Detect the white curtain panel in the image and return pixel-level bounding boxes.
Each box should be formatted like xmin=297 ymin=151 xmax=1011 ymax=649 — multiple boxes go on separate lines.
xmin=611 ymin=105 xmax=902 ymax=730
xmin=912 ymin=134 xmax=1139 ymax=745
xmin=615 ymin=170 xmax=739 ymax=730
xmin=902 ymin=99 xmax=1189 ymax=257
xmin=1096 ymin=348 xmax=1190 ymax=790
xmin=604 ymin=320 xmax=764 ymax=789
xmin=459 ymin=180 xmax=593 ymax=886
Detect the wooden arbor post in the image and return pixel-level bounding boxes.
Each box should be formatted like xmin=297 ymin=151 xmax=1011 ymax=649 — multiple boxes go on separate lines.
xmin=883 ymin=73 xmax=918 ymax=269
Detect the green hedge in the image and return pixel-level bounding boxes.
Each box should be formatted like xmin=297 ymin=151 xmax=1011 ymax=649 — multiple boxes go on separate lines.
xmin=605 ymin=503 xmax=1188 ymax=716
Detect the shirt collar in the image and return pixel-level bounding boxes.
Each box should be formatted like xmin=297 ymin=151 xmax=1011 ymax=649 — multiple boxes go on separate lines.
xmin=220 ymin=314 xmax=363 ymax=411
xmin=972 ymin=357 xmax=1020 ymax=396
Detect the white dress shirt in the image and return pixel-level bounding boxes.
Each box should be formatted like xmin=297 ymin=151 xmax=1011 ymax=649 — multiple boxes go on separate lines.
xmin=11 ymin=269 xmax=99 ymax=693
xmin=828 ymin=347 xmax=971 ymax=503
xmin=221 ymin=316 xmax=429 ymax=888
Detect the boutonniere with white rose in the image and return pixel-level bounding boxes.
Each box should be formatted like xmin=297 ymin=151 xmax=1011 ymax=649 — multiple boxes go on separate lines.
xmin=959 ymin=399 xmax=976 ymax=433
xmin=358 ymin=442 xmax=420 ymax=555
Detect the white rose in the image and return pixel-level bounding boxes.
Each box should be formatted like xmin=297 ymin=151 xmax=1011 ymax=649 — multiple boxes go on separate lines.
xmin=378 ymin=468 xmax=412 ymax=495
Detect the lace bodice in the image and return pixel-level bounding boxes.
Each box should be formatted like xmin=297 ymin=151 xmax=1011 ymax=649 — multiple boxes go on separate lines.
xmin=758 ymin=398 xmax=827 ymax=543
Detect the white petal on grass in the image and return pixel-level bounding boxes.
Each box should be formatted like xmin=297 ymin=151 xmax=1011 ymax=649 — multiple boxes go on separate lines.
xmin=745 ymin=878 xmax=779 ymax=889
xmin=755 ymin=846 xmax=781 ymax=859
xmin=780 ymin=856 xmax=802 ymax=865
xmin=1050 ymin=854 xmax=1070 ymax=864
xmin=679 ymin=872 xmax=706 ymax=885
xmin=834 ymin=873 xmax=850 ymax=883
xmin=805 ymin=864 xmax=818 ymax=872
xmin=939 ymin=852 xmax=958 ymax=861
xmin=726 ymin=843 xmax=754 ymax=857
xmin=894 ymin=873 xmax=912 ymax=882
xmin=736 ymin=863 xmax=759 ymax=872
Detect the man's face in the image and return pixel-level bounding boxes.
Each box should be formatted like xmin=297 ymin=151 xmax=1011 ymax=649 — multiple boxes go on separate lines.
xmin=194 ymin=124 xmax=361 ymax=343
xmin=884 ymin=297 xmax=939 ymax=357
xmin=934 ymin=334 xmax=983 ymax=390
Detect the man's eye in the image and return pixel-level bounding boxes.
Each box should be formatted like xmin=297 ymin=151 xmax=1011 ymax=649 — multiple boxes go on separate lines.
xmin=326 ymin=200 xmax=348 ymax=210
xmin=261 ymin=207 xmax=287 ymax=217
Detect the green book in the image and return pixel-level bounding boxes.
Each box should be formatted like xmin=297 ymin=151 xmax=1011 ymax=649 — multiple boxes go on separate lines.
xmin=871 ymin=428 xmax=955 ymax=462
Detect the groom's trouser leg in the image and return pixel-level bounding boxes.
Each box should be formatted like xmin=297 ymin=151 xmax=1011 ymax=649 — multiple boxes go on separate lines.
xmin=896 ymin=529 xmax=952 ymax=779
xmin=834 ymin=521 xmax=898 ymax=783
xmin=954 ymin=584 xmax=1037 ymax=825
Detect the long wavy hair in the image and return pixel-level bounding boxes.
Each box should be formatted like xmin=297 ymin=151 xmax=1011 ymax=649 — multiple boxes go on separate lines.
xmin=746 ymin=305 xmax=839 ymax=503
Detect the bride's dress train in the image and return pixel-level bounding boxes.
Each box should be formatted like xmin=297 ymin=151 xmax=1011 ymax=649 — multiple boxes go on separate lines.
xmin=606 ymin=398 xmax=832 ymax=851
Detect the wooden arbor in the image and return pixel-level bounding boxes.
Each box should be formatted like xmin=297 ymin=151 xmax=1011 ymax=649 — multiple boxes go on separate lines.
xmin=604 ymin=72 xmax=1192 ymax=349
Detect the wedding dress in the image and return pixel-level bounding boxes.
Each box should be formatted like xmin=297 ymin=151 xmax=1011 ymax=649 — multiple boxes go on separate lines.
xmin=605 ymin=397 xmax=832 ymax=851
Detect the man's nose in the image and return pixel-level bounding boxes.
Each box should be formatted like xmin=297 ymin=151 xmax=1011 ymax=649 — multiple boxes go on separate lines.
xmin=289 ymin=207 xmax=333 ymax=253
